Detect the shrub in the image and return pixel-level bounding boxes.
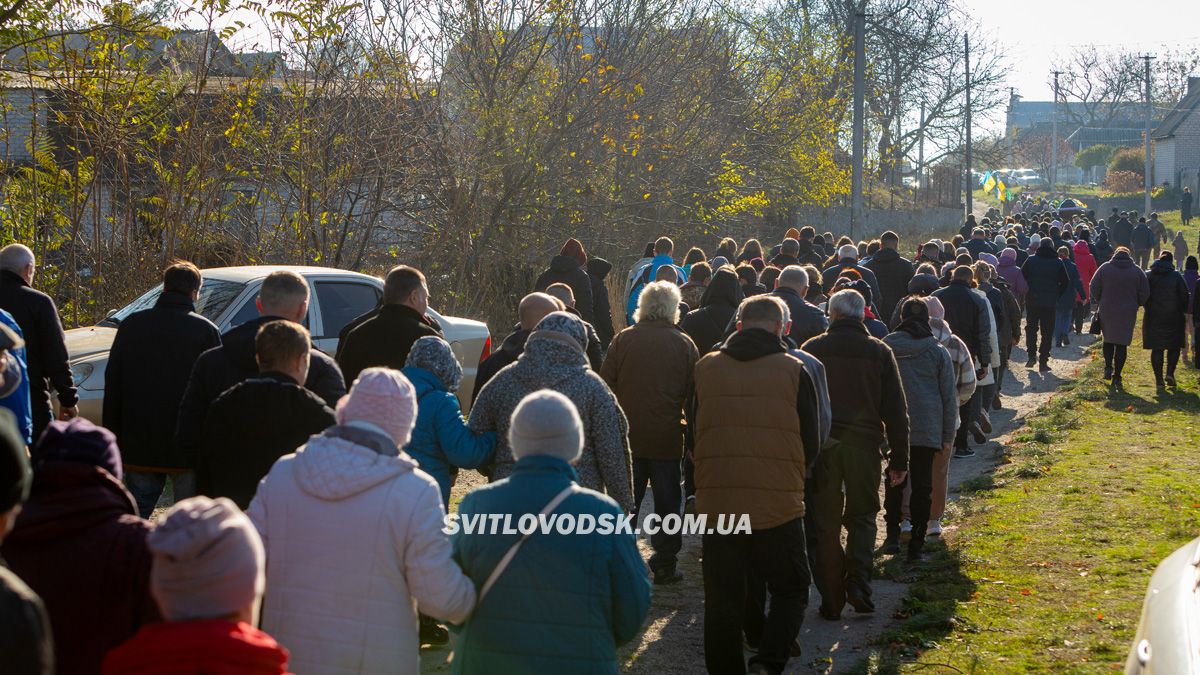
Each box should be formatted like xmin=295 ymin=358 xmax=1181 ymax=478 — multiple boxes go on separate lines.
xmin=1108 ymin=146 xmax=1145 ymax=175
xmin=1103 ymin=170 xmax=1143 ymax=195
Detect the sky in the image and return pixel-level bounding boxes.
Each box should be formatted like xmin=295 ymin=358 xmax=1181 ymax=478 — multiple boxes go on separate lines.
xmin=960 ymin=0 xmax=1200 ymax=104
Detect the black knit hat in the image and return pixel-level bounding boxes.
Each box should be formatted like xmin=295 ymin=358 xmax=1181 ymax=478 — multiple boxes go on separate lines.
xmin=0 ymin=408 xmax=29 ymax=513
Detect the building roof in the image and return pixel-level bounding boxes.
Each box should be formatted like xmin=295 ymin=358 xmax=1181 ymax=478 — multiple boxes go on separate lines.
xmin=1065 ymin=127 xmax=1144 ymax=147
xmin=1153 ymin=87 xmax=1200 ymax=140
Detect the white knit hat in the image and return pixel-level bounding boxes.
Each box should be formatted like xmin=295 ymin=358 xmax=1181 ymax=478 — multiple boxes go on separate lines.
xmin=509 ymin=390 xmax=583 ymax=463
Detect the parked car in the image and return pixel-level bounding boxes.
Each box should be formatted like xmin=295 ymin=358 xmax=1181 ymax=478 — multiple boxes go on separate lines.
xmin=62 ymin=266 xmax=492 ymax=422
xmin=1125 ymin=536 xmax=1200 ymax=674
xmin=1009 ymin=168 xmax=1044 ymax=187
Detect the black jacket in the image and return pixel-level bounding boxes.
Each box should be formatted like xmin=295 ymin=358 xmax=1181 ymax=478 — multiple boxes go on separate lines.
xmin=472 ymin=329 xmax=529 ymax=401
xmin=1143 ymin=259 xmax=1190 ymax=350
xmin=864 ymin=247 xmax=915 ymax=323
xmin=175 ymin=315 xmax=345 ymax=458
xmin=768 ymin=253 xmax=800 ymax=269
xmin=1021 ymin=247 xmax=1070 ymax=309
xmin=0 ymin=563 xmax=53 ymax=675
xmin=1132 ymin=223 xmax=1156 ymax=251
xmin=681 ymin=269 xmax=743 ymax=354
xmin=820 ymin=259 xmax=884 ymax=312
xmin=0 ymin=271 xmax=76 ymax=418
xmin=1111 ymin=217 xmax=1133 ymax=246
xmin=337 ymin=304 xmax=442 ymax=385
xmin=932 ymin=280 xmax=992 ymax=365
xmin=730 ymin=286 xmax=828 ymax=347
xmin=796 ymin=240 xmax=826 ymax=267
xmin=563 ymin=306 xmax=605 ymax=370
xmin=535 ymin=255 xmax=595 ymax=324
xmin=586 ymin=257 xmax=616 ymax=349
xmin=196 ymin=372 xmax=335 ymax=508
xmin=103 ymin=292 xmax=220 ymax=469
xmin=963 ymin=238 xmax=995 ymax=260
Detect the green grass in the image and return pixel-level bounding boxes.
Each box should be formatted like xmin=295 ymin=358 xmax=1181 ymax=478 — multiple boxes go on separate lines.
xmin=857 ymin=333 xmax=1200 ymax=673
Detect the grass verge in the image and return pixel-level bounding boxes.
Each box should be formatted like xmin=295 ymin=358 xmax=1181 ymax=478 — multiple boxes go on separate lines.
xmin=856 ymin=334 xmax=1200 ymax=673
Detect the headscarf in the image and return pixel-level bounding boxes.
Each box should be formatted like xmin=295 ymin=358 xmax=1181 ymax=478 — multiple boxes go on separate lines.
xmin=405 ymin=336 xmax=463 ymax=393
xmin=896 ymin=296 xmax=933 ymax=339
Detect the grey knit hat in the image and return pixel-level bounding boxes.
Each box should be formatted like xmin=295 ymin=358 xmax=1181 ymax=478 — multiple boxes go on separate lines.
xmin=528 ymin=311 xmax=587 ymax=353
xmin=509 ymin=390 xmax=583 ymax=463
xmin=405 ymin=336 xmax=463 ymax=393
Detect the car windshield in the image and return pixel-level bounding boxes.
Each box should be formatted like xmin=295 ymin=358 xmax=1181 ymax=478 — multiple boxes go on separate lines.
xmin=99 ymin=278 xmax=247 ymax=327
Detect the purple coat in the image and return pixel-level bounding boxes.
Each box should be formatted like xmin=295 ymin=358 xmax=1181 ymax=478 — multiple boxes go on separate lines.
xmin=1090 ymin=252 xmax=1150 ymax=346
xmin=997 ymin=250 xmax=1029 ymax=301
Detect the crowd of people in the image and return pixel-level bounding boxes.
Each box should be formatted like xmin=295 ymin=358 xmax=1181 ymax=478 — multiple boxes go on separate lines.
xmin=0 ymin=203 xmax=1195 ymax=674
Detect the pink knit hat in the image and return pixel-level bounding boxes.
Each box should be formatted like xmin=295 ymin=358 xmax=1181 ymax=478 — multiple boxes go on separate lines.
xmin=336 ymin=367 xmax=418 ymax=446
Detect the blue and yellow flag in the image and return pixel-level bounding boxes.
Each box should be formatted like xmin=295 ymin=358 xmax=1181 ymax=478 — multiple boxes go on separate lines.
xmin=983 ymin=173 xmax=997 ymax=193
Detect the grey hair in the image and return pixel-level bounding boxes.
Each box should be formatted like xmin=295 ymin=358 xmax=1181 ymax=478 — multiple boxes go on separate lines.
xmin=0 ymin=244 xmax=34 ymax=274
xmin=778 ymin=265 xmax=808 ymax=291
xmin=544 ymin=283 xmax=575 ymax=306
xmin=828 ymin=288 xmax=865 ymax=321
xmin=838 ymin=244 xmax=858 ymax=260
xmin=634 ymin=281 xmax=681 ymax=324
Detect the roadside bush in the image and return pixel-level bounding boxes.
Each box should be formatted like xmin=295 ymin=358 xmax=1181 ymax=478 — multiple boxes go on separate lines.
xmin=1103 ymin=170 xmax=1144 ymax=195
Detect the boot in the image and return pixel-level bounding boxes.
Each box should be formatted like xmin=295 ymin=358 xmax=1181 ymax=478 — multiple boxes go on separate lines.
xmin=878 ymin=526 xmax=901 ymax=555
xmin=1025 ymin=355 xmax=1037 ymax=368
xmin=419 ymin=615 xmax=450 ymax=647
xmin=1039 ymin=360 xmax=1051 ymax=373
xmin=1103 ymin=364 xmax=1113 ymax=380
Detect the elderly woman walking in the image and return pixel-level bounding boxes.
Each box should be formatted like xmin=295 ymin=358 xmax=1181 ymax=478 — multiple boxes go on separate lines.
xmin=1143 ymin=252 xmax=1191 ymax=388
xmin=469 ymin=311 xmax=634 ymax=512
xmin=1091 ymin=247 xmax=1150 ymax=387
xmin=451 ymin=391 xmax=651 ymax=675
xmin=922 ymin=297 xmax=976 ymax=536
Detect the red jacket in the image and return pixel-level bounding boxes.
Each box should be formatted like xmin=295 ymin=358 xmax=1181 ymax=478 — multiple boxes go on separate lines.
xmin=103 ymin=620 xmax=290 ymax=674
xmin=1073 ymin=241 xmax=1098 ymax=302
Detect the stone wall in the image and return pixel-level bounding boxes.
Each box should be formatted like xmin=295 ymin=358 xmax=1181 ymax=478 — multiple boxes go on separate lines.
xmin=788 ymin=205 xmax=965 ymax=239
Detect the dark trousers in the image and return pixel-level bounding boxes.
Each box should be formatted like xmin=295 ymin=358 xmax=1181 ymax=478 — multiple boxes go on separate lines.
xmin=683 ymin=452 xmax=696 ymax=499
xmin=632 ymin=457 xmax=683 ymax=573
xmin=1151 ymin=348 xmax=1181 ymax=382
xmin=1025 ymin=305 xmax=1056 ymax=362
xmin=808 ymin=438 xmax=880 ymax=613
xmin=1103 ymin=342 xmax=1129 ymax=375
xmin=953 ymin=389 xmax=983 ymax=450
xmin=31 ymin=407 xmax=51 ymax=448
xmin=883 ymin=446 xmax=936 ymax=554
xmin=703 ymin=518 xmax=809 ymax=675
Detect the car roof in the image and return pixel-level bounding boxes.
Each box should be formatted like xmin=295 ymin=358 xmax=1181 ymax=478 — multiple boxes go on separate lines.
xmin=201 ymin=265 xmax=381 ymax=284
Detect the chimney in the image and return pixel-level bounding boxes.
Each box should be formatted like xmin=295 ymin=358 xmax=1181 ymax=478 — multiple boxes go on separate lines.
xmin=1189 ymin=76 xmax=1200 ymax=97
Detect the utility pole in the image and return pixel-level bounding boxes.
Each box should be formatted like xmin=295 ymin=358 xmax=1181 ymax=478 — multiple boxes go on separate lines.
xmin=964 ymin=32 xmax=972 ymax=219
xmin=1051 ymin=71 xmax=1061 ymax=192
xmin=1143 ymin=54 xmax=1155 ymax=216
xmin=1007 ymin=87 xmax=1017 ymax=168
xmin=850 ymin=4 xmax=866 ymax=239
xmin=918 ymin=101 xmax=925 ymax=191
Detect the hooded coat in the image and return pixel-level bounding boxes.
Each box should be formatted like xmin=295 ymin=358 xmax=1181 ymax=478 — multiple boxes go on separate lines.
xmin=864 ymin=247 xmax=915 ymax=323
xmin=4 ymin=461 xmax=156 ymax=675
xmin=680 ymin=269 xmax=743 ymax=354
xmin=103 ymin=620 xmax=290 ymax=675
xmin=1073 ymin=241 xmax=1098 ymax=302
xmin=451 ymin=456 xmax=650 ymax=675
xmin=931 ymin=280 xmax=992 ymax=365
xmin=401 ymin=365 xmax=495 ymax=506
xmin=997 ymin=249 xmax=1029 ymax=302
xmin=930 ymin=317 xmax=977 ymax=405
xmin=1021 ymin=246 xmax=1070 ymax=310
xmin=882 ymin=330 xmax=957 ymax=450
xmin=1090 ymin=251 xmax=1150 ymax=346
xmin=586 ymin=257 xmax=616 ymax=349
xmin=467 ymin=315 xmax=634 ymax=512
xmin=1143 ymin=258 xmax=1190 ymax=350
xmin=535 ymin=242 xmax=595 ymax=324
xmin=248 ymin=427 xmax=476 ymax=675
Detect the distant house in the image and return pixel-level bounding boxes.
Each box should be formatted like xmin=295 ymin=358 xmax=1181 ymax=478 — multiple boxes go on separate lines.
xmin=1152 ymin=77 xmax=1200 ymax=191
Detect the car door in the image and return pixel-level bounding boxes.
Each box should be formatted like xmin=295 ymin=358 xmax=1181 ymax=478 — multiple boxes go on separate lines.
xmin=221 ymin=281 xmax=313 ymax=333
xmin=310 ymin=279 xmax=382 ymax=355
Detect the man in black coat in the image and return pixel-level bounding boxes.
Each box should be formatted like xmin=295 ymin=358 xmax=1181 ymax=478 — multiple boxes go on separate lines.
xmin=1111 ymin=212 xmax=1133 ymax=249
xmin=1021 ymin=238 xmax=1069 ymax=370
xmin=534 ymin=238 xmax=595 ymax=324
xmin=337 ymin=265 xmax=442 ymax=385
xmin=471 ymin=292 xmax=560 ymax=401
xmin=796 ymin=228 xmax=827 ymax=267
xmin=196 ymin=321 xmax=335 ymax=508
xmin=727 ymin=266 xmax=827 ymax=347
xmin=864 ymin=231 xmax=915 ymax=325
xmin=175 ymin=271 xmax=345 ymax=462
xmin=103 ymin=262 xmax=220 ymax=518
xmin=963 ymin=228 xmax=996 ymax=260
xmin=0 ymin=244 xmax=77 ymax=441
xmin=768 ymin=238 xmax=802 ymax=269
xmin=932 ymin=265 xmax=993 ymax=457
xmin=586 ymin=257 xmax=616 ymax=350
xmin=821 ymin=244 xmax=884 ymax=311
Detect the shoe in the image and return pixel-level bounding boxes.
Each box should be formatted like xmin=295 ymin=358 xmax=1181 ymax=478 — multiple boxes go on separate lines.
xmin=846 ymin=591 xmax=875 ymax=614
xmin=900 ymin=519 xmax=913 ymax=535
xmin=419 ymin=616 xmax=450 ymax=647
xmin=1062 ymin=334 xmax=1071 ymax=346
xmin=818 ymin=604 xmax=841 ymax=621
xmin=790 ymin=638 xmax=803 ymax=657
xmin=978 ymin=414 xmax=992 ymax=434
xmin=684 ymin=495 xmax=696 ymax=514
xmin=653 ymin=566 xmax=684 ymax=585
xmin=971 ymin=423 xmax=987 ymax=445
xmin=928 ymin=519 xmax=943 ymax=536
xmin=1166 ymin=375 xmax=1177 ymax=388
xmin=953 ymin=447 xmax=976 ymax=458
xmin=991 ymin=394 xmax=1002 ymax=410
xmin=1039 ymin=361 xmax=1051 ymax=373
xmin=1025 ymin=356 xmax=1037 ymax=368
xmin=878 ymin=536 xmax=901 ymax=555
xmin=1104 ymin=365 xmax=1113 ymax=380
xmin=1112 ymin=374 xmax=1123 ymax=388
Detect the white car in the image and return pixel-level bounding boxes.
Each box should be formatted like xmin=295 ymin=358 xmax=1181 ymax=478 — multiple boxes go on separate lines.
xmin=63 ymin=266 xmax=491 ymax=421
xmin=1126 ymin=536 xmax=1200 ymax=674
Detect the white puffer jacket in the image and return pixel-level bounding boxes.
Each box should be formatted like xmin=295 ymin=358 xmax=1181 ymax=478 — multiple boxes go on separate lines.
xmin=247 ymin=430 xmax=476 ymax=675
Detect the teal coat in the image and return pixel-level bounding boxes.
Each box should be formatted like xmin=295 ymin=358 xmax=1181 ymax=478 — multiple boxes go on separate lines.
xmin=451 ymin=456 xmax=651 ymax=674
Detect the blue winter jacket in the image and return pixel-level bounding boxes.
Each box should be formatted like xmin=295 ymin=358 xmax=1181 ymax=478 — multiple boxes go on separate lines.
xmin=0 ymin=309 xmax=31 ymax=444
xmin=400 ymin=365 xmax=495 ymax=506
xmin=451 ymin=455 xmax=651 ymax=675
xmin=625 ymin=254 xmax=687 ymax=324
